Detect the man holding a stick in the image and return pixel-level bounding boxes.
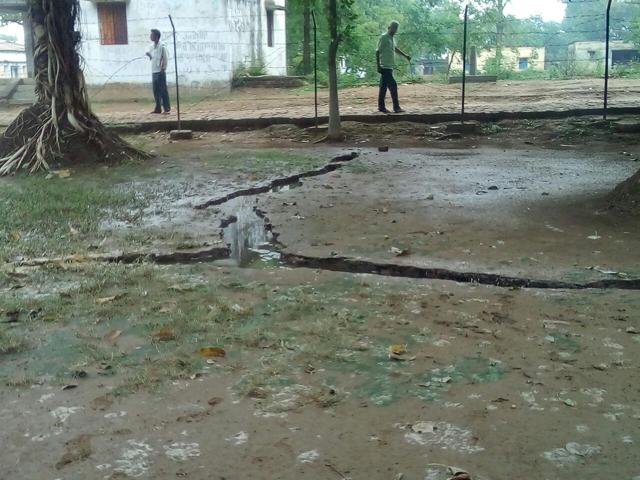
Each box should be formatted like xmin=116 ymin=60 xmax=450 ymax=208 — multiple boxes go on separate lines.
xmin=376 ymin=21 xmax=411 ymax=114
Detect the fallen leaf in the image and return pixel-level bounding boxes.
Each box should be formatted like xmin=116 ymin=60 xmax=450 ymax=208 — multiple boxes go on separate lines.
xmin=197 ymin=347 xmax=226 ymax=358
xmin=104 ymin=329 xmax=122 ymax=342
xmin=152 ymin=328 xmax=175 ymax=341
xmin=207 ymin=397 xmax=223 ymax=406
xmin=390 ymin=344 xmax=407 ymax=355
xmin=61 ymin=384 xmax=78 ymax=391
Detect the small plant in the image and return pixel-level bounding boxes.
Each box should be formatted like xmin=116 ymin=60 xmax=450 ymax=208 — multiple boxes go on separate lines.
xmin=0 ymin=327 xmax=29 ymax=355
xmin=232 ymin=62 xmax=268 ymax=87
xmin=482 ymin=123 xmax=505 ymax=135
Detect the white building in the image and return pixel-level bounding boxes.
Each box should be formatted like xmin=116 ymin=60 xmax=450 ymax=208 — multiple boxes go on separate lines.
xmin=0 ymin=41 xmax=27 ymax=78
xmin=78 ymin=0 xmax=287 ymax=88
xmin=0 ymin=0 xmax=287 ymax=87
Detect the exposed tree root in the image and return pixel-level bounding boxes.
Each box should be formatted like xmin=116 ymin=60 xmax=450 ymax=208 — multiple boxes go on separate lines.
xmin=12 ymin=245 xmax=230 ymax=268
xmin=0 ymin=0 xmax=145 ymax=175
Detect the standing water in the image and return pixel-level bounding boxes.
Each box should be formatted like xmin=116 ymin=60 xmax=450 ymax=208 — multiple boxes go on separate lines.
xmin=221 ymin=196 xmax=282 ymax=268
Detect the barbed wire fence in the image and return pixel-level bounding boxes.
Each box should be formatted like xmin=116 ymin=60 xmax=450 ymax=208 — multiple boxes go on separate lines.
xmin=71 ymin=3 xmax=640 ymax=121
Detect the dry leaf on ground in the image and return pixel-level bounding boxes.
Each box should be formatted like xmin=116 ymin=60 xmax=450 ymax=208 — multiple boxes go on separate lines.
xmin=197 ymin=347 xmax=226 ymax=358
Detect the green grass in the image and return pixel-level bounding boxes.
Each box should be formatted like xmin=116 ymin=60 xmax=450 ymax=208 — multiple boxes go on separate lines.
xmin=0 ymin=326 xmax=29 ymax=355
xmin=0 ymin=175 xmax=144 ymax=261
xmin=200 ymin=149 xmax=325 ymax=177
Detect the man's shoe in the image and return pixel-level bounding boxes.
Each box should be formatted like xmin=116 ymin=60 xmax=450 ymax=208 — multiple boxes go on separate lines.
xmin=163 ymin=110 xmax=171 ymax=115
xmin=378 ymin=108 xmax=391 ymax=114
xmin=150 ymin=110 xmax=161 ymax=114
xmin=394 ymin=108 xmax=406 ymax=113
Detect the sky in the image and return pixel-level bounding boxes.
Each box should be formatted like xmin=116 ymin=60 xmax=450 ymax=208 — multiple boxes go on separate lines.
xmin=0 ymin=22 xmax=24 ymax=44
xmin=505 ymin=0 xmax=567 ymax=23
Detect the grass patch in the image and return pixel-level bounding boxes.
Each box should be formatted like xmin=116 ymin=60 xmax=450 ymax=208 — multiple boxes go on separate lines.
xmin=0 ymin=326 xmax=29 ymax=355
xmin=201 ymin=149 xmax=325 ymax=177
xmin=0 ymin=176 xmax=144 ymax=261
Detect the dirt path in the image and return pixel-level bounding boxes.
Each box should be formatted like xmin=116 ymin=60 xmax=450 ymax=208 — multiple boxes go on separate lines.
xmin=2 ymin=78 xmax=640 ymax=127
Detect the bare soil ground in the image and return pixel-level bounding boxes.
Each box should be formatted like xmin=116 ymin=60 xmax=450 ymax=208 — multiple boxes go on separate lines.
xmin=1 ymin=119 xmax=639 ymax=480
xmin=1 ymin=78 xmax=640 ymax=126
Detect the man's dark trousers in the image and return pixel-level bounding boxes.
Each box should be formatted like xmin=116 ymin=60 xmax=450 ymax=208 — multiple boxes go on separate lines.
xmin=378 ymin=68 xmax=400 ymax=112
xmin=152 ymin=71 xmax=170 ymax=113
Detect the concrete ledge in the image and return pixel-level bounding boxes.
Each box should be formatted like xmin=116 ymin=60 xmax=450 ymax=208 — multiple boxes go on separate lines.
xmin=234 ymin=75 xmax=306 ymax=89
xmin=0 ymin=79 xmax=22 ymax=105
xmin=445 ymin=120 xmax=481 ymax=134
xmin=169 ymin=129 xmax=194 ymax=140
xmin=448 ymin=75 xmax=498 ymax=84
xmin=105 ymin=107 xmax=640 ymax=134
xmin=614 ymin=119 xmax=640 ymax=133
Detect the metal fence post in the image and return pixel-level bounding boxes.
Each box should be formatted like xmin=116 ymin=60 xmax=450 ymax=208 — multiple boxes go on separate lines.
xmin=168 ymin=15 xmax=181 ymax=130
xmin=312 ymin=9 xmax=318 ymax=129
xmin=462 ymin=4 xmax=469 ymax=123
xmin=604 ymin=0 xmax=613 ymax=120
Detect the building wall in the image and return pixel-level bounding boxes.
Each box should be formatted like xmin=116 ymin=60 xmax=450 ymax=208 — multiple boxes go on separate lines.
xmin=568 ymin=40 xmax=638 ymax=70
xmin=0 ymin=49 xmax=27 ymax=78
xmin=78 ymin=0 xmax=286 ymax=87
xmin=450 ymin=47 xmax=545 ymax=73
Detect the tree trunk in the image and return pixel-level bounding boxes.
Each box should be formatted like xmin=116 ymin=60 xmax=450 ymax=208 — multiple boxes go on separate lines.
xmin=302 ymin=0 xmax=312 ymax=75
xmin=447 ymin=49 xmax=457 ymax=76
xmin=495 ymin=0 xmax=505 ymax=69
xmin=327 ymin=0 xmax=341 ymax=142
xmin=0 ymin=0 xmax=143 ymax=175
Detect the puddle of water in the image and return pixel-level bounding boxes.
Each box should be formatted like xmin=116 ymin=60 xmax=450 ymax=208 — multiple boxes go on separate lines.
xmin=271 ymin=180 xmax=302 ymax=193
xmin=222 ymin=196 xmax=282 ymax=268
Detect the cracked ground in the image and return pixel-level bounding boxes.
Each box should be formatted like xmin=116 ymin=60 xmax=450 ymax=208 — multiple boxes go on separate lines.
xmin=1 ymin=120 xmax=639 ymax=480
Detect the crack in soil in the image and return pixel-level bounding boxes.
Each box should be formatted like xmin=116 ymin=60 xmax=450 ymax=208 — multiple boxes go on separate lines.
xmin=281 ymin=253 xmax=640 ymax=290
xmin=11 ymin=153 xmax=638 ymax=291
xmin=196 ymin=151 xmax=640 ymax=290
xmin=194 ymin=152 xmax=359 ymax=210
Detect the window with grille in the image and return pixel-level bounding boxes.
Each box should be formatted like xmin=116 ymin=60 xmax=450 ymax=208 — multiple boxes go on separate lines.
xmin=98 ymin=3 xmax=128 ymax=45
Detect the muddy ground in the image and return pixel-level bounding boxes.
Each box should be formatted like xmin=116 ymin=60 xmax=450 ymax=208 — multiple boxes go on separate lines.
xmin=1 ymin=119 xmax=639 ymax=480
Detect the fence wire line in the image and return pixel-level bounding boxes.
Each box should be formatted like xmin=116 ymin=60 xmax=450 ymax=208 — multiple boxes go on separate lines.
xmin=69 ymin=7 xmax=640 ymax=118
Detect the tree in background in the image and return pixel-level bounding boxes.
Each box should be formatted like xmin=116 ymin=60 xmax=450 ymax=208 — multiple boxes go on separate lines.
xmin=0 ymin=0 xmax=143 ymax=175
xmin=327 ymin=0 xmax=356 ymax=141
xmin=0 ymin=12 xmax=23 ymax=26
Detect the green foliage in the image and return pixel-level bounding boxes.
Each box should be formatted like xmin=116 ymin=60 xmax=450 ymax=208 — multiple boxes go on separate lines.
xmin=0 ymin=12 xmax=23 ymax=26
xmin=611 ymin=62 xmax=640 ymax=78
xmin=285 ymin=0 xmax=640 ymax=85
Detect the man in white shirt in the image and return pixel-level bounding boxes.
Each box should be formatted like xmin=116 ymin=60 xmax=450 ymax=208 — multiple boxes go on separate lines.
xmin=146 ymin=29 xmax=171 ymax=114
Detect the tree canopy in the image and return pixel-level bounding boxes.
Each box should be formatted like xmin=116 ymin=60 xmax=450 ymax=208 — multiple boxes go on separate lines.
xmin=286 ymin=0 xmax=640 ymax=79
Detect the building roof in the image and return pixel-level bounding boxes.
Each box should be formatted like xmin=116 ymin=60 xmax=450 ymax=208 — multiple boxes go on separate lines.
xmin=0 ymin=41 xmax=25 ymax=52
xmin=568 ymin=40 xmax=635 ymax=48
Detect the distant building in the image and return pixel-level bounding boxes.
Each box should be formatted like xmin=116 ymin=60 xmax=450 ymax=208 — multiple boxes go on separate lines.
xmin=415 ymin=55 xmax=448 ymax=76
xmin=0 ymin=0 xmax=287 ymax=87
xmin=568 ymin=40 xmax=640 ymax=70
xmin=0 ymin=41 xmax=26 ymax=79
xmin=449 ymin=46 xmax=545 ymax=74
